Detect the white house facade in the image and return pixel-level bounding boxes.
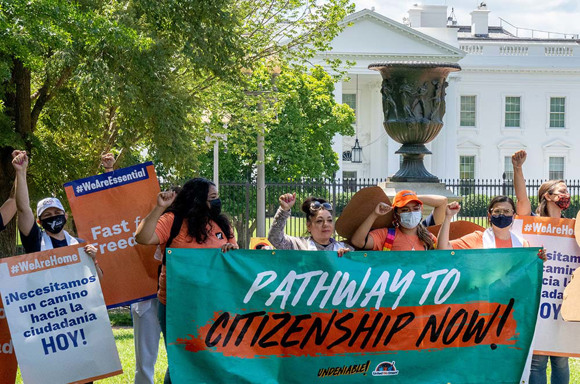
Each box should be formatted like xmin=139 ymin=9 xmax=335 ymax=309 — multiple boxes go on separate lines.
xmin=314 ymin=4 xmax=580 ymax=182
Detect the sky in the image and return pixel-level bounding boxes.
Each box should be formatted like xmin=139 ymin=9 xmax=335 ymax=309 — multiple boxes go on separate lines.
xmin=352 ymin=0 xmax=580 ymax=38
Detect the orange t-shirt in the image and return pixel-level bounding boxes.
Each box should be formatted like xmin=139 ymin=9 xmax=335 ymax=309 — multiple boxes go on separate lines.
xmin=370 ymin=227 xmax=434 ymax=251
xmin=155 ymin=212 xmax=237 ymax=304
xmin=450 ymin=231 xmax=529 ymax=249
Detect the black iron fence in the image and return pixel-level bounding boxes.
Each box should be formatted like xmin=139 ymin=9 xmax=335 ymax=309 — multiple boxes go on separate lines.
xmin=219 ymin=178 xmax=580 ymax=248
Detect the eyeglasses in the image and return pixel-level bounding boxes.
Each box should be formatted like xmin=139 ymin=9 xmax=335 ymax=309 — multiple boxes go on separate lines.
xmin=490 ymin=208 xmax=514 ymax=216
xmin=310 ymin=201 xmax=332 ymax=213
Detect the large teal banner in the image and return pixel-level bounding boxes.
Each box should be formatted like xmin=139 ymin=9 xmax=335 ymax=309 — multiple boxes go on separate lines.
xmin=166 ymin=248 xmax=542 ymax=383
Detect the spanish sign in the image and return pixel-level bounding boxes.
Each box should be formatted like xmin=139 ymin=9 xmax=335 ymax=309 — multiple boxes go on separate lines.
xmin=64 ymin=162 xmax=160 ymax=308
xmin=0 ymin=300 xmax=17 ymax=383
xmin=513 ymin=216 xmax=580 ymax=357
xmin=0 ymin=246 xmax=122 ymax=383
xmin=166 ymin=248 xmax=542 ymax=383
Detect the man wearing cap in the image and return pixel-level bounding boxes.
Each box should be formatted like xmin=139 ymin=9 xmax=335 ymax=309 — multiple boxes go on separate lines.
xmin=12 ymin=151 xmax=98 ymax=264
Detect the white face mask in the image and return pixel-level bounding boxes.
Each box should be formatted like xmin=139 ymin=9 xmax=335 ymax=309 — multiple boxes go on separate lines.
xmin=399 ymin=211 xmax=422 ymax=229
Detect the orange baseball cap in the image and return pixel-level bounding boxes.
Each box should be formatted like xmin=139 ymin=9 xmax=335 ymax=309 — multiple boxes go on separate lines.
xmin=392 ymin=190 xmax=422 ymax=208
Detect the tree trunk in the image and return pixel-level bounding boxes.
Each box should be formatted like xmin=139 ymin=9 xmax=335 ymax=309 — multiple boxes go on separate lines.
xmin=0 ymin=58 xmax=33 ymax=257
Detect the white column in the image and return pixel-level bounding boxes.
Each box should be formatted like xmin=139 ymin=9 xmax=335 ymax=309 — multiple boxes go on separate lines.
xmin=367 ymin=79 xmax=388 ymax=179
xmin=434 ymin=74 xmax=460 ymax=179
xmin=332 ymin=80 xmax=343 ymax=179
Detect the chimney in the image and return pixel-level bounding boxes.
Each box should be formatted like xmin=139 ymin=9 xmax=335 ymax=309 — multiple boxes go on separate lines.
xmin=470 ymin=2 xmax=490 ymax=37
xmin=408 ymin=5 xmax=422 ymax=27
xmin=407 ymin=4 xmax=448 ymax=28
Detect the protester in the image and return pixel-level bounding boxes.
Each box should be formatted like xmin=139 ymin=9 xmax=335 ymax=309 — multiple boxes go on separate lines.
xmin=350 ymin=191 xmax=445 ymax=251
xmin=135 ymin=177 xmax=238 ymax=384
xmin=268 ymin=193 xmax=352 ymax=255
xmin=512 ymin=149 xmax=570 ymax=384
xmin=11 ymin=150 xmax=100 ymax=269
xmin=437 ymin=196 xmax=529 ymax=249
xmin=99 ymin=152 xmax=161 ymax=384
xmin=131 ymin=249 xmax=162 ymax=384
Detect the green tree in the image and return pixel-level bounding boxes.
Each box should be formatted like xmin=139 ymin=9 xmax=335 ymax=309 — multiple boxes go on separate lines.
xmin=0 ymin=0 xmax=353 ymax=255
xmin=198 ymin=65 xmax=355 ymax=247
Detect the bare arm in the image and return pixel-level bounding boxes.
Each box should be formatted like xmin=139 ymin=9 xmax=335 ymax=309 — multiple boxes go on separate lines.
xmin=350 ymin=202 xmax=392 ymax=250
xmin=135 ymin=191 xmax=176 ymax=245
xmin=12 ymin=151 xmax=35 ymax=236
xmin=84 ymin=244 xmax=103 ymax=279
xmin=0 ymin=196 xmax=16 ymax=228
xmin=512 ymin=150 xmax=531 ymax=215
xmin=437 ymin=202 xmax=461 ymax=250
xmin=418 ymin=194 xmax=448 ymax=225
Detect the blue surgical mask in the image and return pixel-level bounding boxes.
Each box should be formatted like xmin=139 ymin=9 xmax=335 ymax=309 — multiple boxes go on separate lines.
xmin=490 ymin=214 xmax=513 ymax=229
xmin=399 ymin=211 xmax=422 ymax=229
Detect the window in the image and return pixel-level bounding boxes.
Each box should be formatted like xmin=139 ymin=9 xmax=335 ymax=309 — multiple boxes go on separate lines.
xmin=459 ymin=156 xmax=475 ymax=179
xmin=460 ymin=96 xmax=476 ymax=127
xmin=342 ymin=94 xmax=357 ymax=118
xmin=549 ymin=157 xmax=564 ymax=179
xmin=504 ymin=156 xmax=514 ymax=180
xmin=505 ymin=97 xmax=521 ymax=128
xmin=342 ymin=151 xmax=352 ymax=162
xmin=549 ymin=97 xmax=565 ymax=128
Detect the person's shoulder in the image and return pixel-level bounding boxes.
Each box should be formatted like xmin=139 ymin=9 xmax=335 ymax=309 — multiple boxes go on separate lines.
xmin=370 ymin=227 xmax=390 ymax=236
xmin=450 ymin=230 xmax=483 ymax=249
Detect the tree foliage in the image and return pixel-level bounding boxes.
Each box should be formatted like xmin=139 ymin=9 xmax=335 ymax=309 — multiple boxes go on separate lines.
xmin=200 ymin=65 xmax=355 ymax=182
xmin=197 ymin=65 xmax=355 ymax=247
xmin=0 ymin=0 xmax=354 ymax=254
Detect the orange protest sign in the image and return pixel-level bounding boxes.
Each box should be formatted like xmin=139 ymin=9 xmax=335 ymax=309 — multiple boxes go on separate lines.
xmin=64 ymin=162 xmax=160 ymax=308
xmin=0 ymin=301 xmax=17 ymax=384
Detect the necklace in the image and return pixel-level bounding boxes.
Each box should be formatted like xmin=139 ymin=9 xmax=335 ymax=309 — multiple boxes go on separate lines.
xmin=397 ymin=229 xmax=417 ymax=251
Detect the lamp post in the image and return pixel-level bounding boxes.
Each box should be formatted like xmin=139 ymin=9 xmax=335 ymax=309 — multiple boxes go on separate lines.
xmin=203 ymin=114 xmax=228 ymax=189
xmin=256 ymin=100 xmax=266 ymax=237
xmin=243 ymin=66 xmax=280 ymax=237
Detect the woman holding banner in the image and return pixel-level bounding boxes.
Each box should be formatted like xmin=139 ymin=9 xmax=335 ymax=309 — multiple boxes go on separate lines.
xmin=350 ymin=190 xmax=441 ymax=251
xmin=437 ymin=196 xmax=528 ymax=249
xmin=512 ymin=150 xmax=570 ymax=384
xmin=135 ymin=177 xmax=238 ymax=384
xmin=268 ymin=193 xmax=352 ymax=255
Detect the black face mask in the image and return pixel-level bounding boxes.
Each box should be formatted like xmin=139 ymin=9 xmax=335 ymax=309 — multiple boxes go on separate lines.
xmin=40 ymin=215 xmax=67 ymax=234
xmin=490 ymin=214 xmax=513 ymax=229
xmin=209 ymin=198 xmax=222 ymax=216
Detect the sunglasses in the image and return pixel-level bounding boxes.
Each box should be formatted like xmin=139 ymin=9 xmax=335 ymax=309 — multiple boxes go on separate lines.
xmin=310 ymin=201 xmax=333 ymax=213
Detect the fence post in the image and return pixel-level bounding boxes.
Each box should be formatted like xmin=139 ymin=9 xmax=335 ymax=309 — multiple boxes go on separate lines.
xmin=332 ymin=174 xmax=337 ymax=211
xmin=502 ymin=172 xmax=507 ymax=195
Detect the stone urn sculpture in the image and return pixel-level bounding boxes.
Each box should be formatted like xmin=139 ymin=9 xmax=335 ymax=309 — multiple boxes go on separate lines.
xmin=369 ymin=62 xmax=461 ymax=182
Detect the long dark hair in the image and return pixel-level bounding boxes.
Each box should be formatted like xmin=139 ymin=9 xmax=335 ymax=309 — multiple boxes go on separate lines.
xmin=166 ymin=178 xmax=232 ymax=244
